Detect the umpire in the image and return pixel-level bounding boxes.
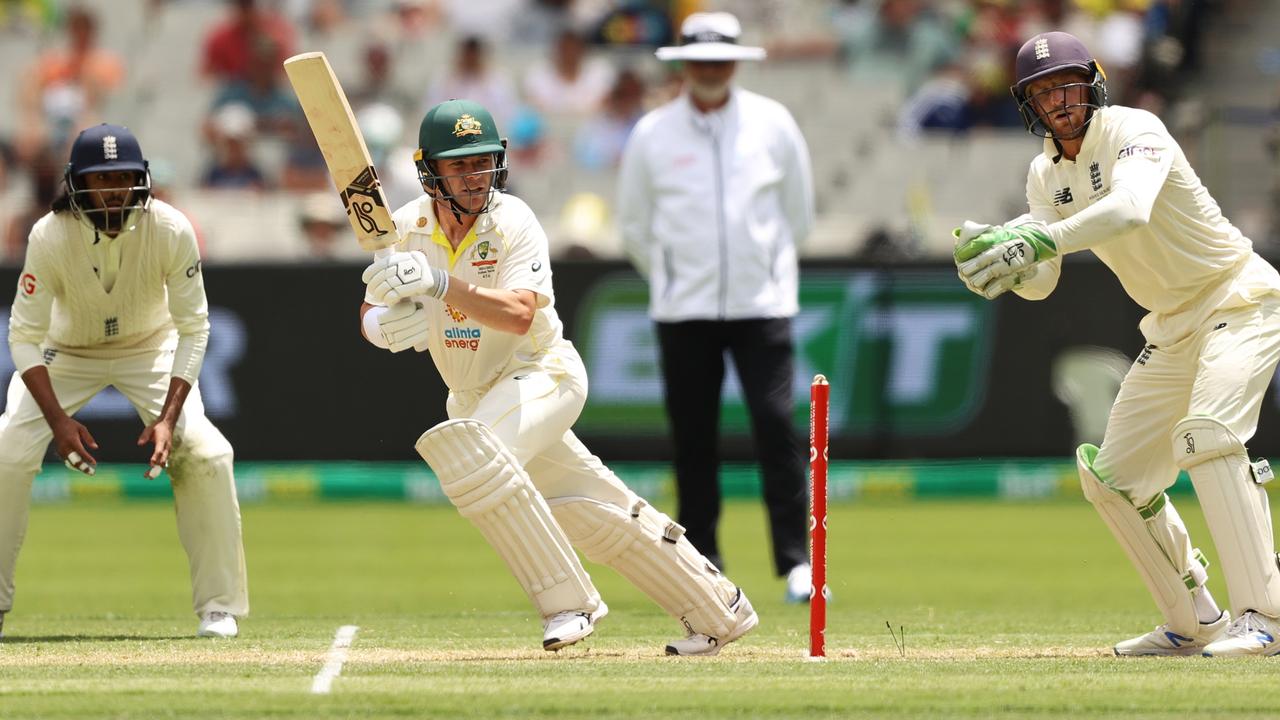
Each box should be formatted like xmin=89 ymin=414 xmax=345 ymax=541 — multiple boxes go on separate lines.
xmin=618 ymin=12 xmax=815 ymax=602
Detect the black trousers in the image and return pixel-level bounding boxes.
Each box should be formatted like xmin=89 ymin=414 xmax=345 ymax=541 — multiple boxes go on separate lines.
xmin=655 ymin=317 xmax=808 ymax=576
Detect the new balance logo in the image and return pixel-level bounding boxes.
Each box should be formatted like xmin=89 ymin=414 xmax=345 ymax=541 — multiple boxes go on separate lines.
xmin=1053 ymin=187 xmax=1074 ymax=205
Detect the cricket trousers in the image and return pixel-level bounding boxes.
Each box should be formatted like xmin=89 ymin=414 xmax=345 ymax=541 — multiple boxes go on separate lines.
xmin=655 ymin=317 xmax=808 ymax=576
xmin=0 ymin=348 xmax=248 ymax=618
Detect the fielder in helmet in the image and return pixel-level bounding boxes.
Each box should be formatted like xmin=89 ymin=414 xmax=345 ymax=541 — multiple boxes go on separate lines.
xmin=953 ymin=32 xmax=1280 ymax=658
xmin=58 ymin=123 xmax=153 ymax=236
xmin=2 ymin=124 xmax=248 ymax=640
xmin=355 ymin=99 xmax=757 ymax=656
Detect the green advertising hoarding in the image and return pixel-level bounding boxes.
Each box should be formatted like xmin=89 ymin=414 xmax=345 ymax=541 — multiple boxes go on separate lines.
xmin=574 ymin=270 xmax=994 ymax=437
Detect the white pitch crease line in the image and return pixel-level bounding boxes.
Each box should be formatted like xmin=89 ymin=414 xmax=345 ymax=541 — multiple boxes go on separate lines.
xmin=311 ymin=625 xmax=359 ymax=694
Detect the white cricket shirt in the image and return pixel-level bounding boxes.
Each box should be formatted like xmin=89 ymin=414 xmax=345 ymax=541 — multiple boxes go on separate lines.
xmin=9 ymin=200 xmax=210 ymax=382
xmin=1019 ymin=105 xmax=1280 ymax=345
xmin=380 ymin=192 xmax=575 ymax=393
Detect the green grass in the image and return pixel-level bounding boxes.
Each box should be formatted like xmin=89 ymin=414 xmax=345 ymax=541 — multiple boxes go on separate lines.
xmin=3 ymin=499 xmax=1280 ymax=718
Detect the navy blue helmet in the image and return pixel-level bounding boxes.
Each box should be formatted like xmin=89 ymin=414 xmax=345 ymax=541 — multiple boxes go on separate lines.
xmin=1010 ymin=32 xmax=1108 ymax=139
xmin=64 ymin=123 xmax=152 ymax=232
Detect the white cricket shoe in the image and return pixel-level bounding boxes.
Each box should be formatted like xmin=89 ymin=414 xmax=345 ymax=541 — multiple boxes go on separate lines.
xmin=784 ymin=563 xmax=812 ymax=604
xmin=665 ymin=588 xmax=758 ymax=657
xmin=197 ymin=611 xmax=238 ymax=638
xmin=543 ymin=601 xmax=608 ymax=651
xmin=1113 ymin=612 xmax=1228 ymax=656
xmin=1202 ymin=610 xmax=1280 ymax=657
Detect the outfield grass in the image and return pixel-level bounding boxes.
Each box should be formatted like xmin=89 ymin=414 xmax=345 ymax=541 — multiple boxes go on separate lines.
xmin=3 ymin=499 xmax=1280 ymax=718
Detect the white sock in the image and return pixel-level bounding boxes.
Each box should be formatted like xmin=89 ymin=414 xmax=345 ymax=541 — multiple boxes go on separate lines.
xmin=1194 ymin=587 xmax=1222 ymax=624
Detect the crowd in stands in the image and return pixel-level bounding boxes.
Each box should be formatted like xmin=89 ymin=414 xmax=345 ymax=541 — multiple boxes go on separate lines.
xmin=0 ymin=0 xmax=1268 ymax=264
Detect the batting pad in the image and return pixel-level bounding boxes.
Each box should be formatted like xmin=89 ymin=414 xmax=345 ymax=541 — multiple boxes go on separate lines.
xmin=549 ymin=495 xmax=739 ymax=638
xmin=1173 ymin=416 xmax=1280 ymax=616
xmin=415 ymin=419 xmax=600 ymax=618
xmin=1078 ymin=444 xmax=1208 ymax=634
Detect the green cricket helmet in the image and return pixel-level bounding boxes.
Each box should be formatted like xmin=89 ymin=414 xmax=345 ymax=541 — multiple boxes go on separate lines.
xmin=414 ymin=99 xmax=508 ymax=215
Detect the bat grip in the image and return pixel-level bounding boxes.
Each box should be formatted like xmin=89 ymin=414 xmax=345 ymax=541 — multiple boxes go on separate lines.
xmin=371 ymin=246 xmax=429 ymax=353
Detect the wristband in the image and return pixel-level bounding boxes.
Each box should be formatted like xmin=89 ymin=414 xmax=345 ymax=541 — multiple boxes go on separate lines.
xmin=362 ymin=306 xmax=390 ymax=349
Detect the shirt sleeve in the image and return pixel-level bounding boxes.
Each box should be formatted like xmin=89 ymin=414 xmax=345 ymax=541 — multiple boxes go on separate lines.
xmin=8 ymin=231 xmax=55 ymax=374
xmin=616 ymin=121 xmax=654 ymax=277
xmin=1047 ymin=120 xmax=1174 ymax=255
xmin=165 ymin=214 xmax=211 ymax=384
xmin=778 ymin=109 xmax=815 ymax=248
xmin=1014 ymin=169 xmax=1063 ymax=301
xmin=495 ymin=208 xmax=554 ymax=308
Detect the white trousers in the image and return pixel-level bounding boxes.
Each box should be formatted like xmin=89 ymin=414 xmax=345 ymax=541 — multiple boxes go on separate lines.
xmin=1095 ymin=298 xmax=1280 ymax=500
xmin=447 ymin=352 xmax=634 ymax=510
xmin=0 ymin=349 xmax=248 ymax=618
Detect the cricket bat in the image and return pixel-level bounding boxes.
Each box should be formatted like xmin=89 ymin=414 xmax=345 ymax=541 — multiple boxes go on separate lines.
xmin=285 ymin=51 xmax=427 ymax=352
xmin=283 ymin=51 xmax=396 ymax=255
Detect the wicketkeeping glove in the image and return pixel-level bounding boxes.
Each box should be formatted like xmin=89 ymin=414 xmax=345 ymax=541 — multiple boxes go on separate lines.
xmin=377 ymin=300 xmax=430 ymax=353
xmin=953 ymin=219 xmax=1057 ymax=300
xmin=362 ymin=250 xmax=450 ymax=304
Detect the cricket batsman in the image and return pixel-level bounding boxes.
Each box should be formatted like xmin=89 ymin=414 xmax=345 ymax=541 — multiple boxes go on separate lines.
xmin=0 ymin=124 xmax=248 ymax=639
xmin=954 ymin=32 xmax=1280 ymax=657
xmin=358 ymin=99 xmax=757 ymax=655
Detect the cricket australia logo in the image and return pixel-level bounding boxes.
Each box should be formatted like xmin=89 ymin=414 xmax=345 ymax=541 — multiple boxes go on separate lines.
xmin=453 ymin=114 xmax=483 ymax=138
xmin=1090 ymin=162 xmax=1102 ymax=191
xmin=1052 ymin=187 xmax=1074 ymax=205
xmin=476 ymin=241 xmax=490 ymax=260
xmin=103 ymin=135 xmax=118 ymax=160
xmin=1035 ymin=38 xmax=1050 ymax=60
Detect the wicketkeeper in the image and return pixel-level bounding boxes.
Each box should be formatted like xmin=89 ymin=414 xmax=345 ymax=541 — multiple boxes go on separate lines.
xmin=954 ymin=32 xmax=1280 ymax=657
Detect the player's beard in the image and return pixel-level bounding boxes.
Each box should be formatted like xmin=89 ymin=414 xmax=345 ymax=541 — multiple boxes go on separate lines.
xmin=689 ymin=78 xmax=731 ymax=105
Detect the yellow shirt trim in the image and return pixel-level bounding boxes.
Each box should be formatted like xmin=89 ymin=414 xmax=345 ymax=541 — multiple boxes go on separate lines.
xmin=431 ymin=223 xmax=480 ymax=271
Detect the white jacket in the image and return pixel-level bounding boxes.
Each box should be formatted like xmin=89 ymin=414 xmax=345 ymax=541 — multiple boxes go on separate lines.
xmin=618 ymin=88 xmax=814 ymax=322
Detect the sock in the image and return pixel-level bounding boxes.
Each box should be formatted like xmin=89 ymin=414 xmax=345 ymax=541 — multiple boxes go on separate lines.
xmin=1194 ymin=587 xmax=1222 ymax=624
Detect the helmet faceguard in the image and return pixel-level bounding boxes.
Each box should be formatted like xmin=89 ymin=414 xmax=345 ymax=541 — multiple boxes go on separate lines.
xmin=414 ymin=142 xmax=508 ymax=217
xmin=1010 ymin=32 xmax=1108 ymax=140
xmin=66 ymin=169 xmax=152 ymax=234
xmin=64 ymin=124 xmax=152 ymax=233
xmin=415 ymin=99 xmax=509 ymax=218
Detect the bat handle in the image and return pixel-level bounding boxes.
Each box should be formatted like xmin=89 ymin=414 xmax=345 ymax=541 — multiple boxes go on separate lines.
xmin=370 ymin=247 xmax=430 ymax=354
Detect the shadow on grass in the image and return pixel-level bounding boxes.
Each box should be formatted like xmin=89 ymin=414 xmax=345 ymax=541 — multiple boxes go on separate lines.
xmin=1 ymin=634 xmax=193 ymax=643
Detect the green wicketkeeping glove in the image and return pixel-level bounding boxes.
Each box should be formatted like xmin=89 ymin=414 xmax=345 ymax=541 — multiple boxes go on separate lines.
xmin=953 ymin=220 xmax=1057 ymax=300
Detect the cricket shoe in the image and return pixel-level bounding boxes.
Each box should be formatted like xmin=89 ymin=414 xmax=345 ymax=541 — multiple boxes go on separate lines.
xmin=543 ymin=601 xmax=608 ymax=651
xmin=1113 ymin=612 xmax=1228 ymax=656
xmin=1202 ymin=610 xmax=1280 ymax=657
xmin=665 ymin=588 xmax=758 ymax=657
xmin=197 ymin=611 xmax=238 ymax=638
xmin=784 ymin=563 xmax=811 ymax=604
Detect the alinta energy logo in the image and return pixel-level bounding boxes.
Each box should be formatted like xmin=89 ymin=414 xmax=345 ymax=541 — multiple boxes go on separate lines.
xmin=443 ymin=326 xmax=481 ymax=351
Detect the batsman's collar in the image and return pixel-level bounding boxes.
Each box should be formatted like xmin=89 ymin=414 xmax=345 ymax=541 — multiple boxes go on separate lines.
xmin=656 ymin=12 xmax=765 ymax=62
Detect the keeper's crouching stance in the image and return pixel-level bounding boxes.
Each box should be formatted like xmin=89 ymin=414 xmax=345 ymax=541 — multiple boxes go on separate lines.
xmin=0 ymin=124 xmax=247 ymax=639
xmin=955 ymin=32 xmax=1280 ymax=657
xmin=362 ymin=100 xmax=756 ymax=655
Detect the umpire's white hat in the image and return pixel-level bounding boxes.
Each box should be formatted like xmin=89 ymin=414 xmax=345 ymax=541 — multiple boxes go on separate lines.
xmin=656 ymin=12 xmax=766 ymax=62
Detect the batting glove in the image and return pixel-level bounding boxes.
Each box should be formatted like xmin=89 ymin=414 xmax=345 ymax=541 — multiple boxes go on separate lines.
xmin=363 ymin=250 xmax=449 ymax=304
xmin=377 ymin=300 xmax=430 ymax=353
